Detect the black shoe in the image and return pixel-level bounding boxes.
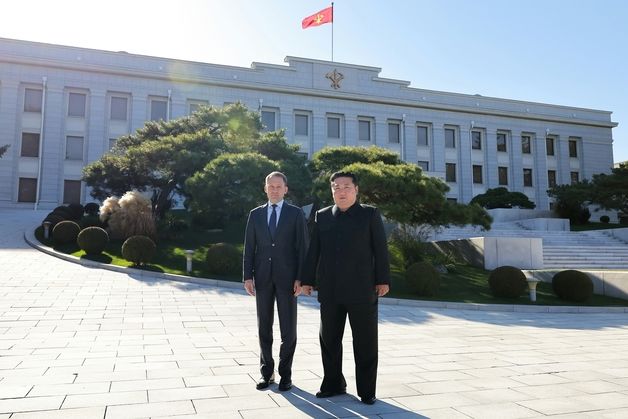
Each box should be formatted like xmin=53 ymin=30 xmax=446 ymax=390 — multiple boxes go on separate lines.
xmin=361 ymin=396 xmax=376 ymax=405
xmin=316 ymin=389 xmax=346 ymax=398
xmin=278 ymin=379 xmax=292 ymax=391
xmin=256 ymin=374 xmax=275 ymax=390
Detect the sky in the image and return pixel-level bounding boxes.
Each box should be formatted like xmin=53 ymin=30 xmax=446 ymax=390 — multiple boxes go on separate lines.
xmin=2 ymin=0 xmax=627 ymax=163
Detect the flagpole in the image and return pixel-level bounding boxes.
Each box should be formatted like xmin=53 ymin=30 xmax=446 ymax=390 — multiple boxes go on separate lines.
xmin=331 ymin=2 xmax=334 ymax=61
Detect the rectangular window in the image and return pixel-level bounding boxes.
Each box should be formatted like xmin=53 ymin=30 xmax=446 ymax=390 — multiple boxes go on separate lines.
xmin=472 ymin=165 xmax=483 ymax=184
xmin=569 ymin=139 xmax=578 ymax=158
xmin=446 ymin=198 xmax=458 ymax=203
xmin=497 ymin=133 xmax=507 ymax=152
xmin=417 ymin=125 xmax=428 ymax=147
xmin=548 ymin=170 xmax=557 ymax=187
xmin=472 ymin=131 xmax=482 ymax=150
xmin=20 ymin=133 xmax=40 ymax=157
xmin=523 ymin=168 xmax=533 ymax=187
xmin=110 ymin=96 xmax=128 ymax=121
xmin=498 ymin=167 xmax=508 ymax=185
xmin=521 ymin=135 xmax=531 ymax=154
xmin=188 ymin=101 xmax=207 ymax=115
xmin=24 ymin=88 xmax=42 ymax=113
xmin=65 ymin=136 xmax=84 ymax=160
xmin=18 ymin=177 xmax=37 ymax=202
xmin=446 ymin=163 xmax=456 ymax=182
xmin=327 ymin=116 xmax=341 ymax=138
xmin=570 ymin=171 xmax=580 ymax=184
xmin=359 ymin=119 xmax=371 ymax=142
xmin=546 ymin=137 xmax=555 ymax=156
xmin=417 ymin=160 xmax=429 ymax=171
xmin=68 ymin=92 xmax=86 ymax=117
xmin=150 ymin=99 xmax=168 ymax=121
xmin=63 ymin=180 xmax=81 ymax=204
xmin=295 ymin=114 xmax=308 ymax=136
xmin=445 ymin=128 xmax=456 ymax=148
xmin=388 ymin=121 xmax=400 ymax=143
xmin=261 ymin=110 xmax=276 ymax=131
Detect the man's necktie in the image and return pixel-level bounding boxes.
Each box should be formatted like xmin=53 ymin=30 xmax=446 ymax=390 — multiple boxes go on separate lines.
xmin=269 ymin=204 xmax=277 ymax=239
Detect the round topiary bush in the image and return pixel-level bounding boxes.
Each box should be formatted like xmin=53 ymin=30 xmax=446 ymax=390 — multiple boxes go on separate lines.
xmin=51 ymin=206 xmax=74 ymax=221
xmin=52 ymin=220 xmax=80 ymax=245
xmin=552 ymin=270 xmax=594 ymax=302
xmin=405 ymin=261 xmax=440 ymax=296
xmin=206 ymin=242 xmax=241 ymax=275
xmin=84 ymin=202 xmax=100 ymax=216
xmin=122 ymin=235 xmax=157 ymax=266
xmin=77 ymin=226 xmax=109 ymax=255
xmin=488 ymin=265 xmax=527 ymax=298
xmin=67 ymin=203 xmax=84 ymax=220
xmin=42 ymin=213 xmax=66 ymax=228
xmin=600 ymin=215 xmax=610 ymax=224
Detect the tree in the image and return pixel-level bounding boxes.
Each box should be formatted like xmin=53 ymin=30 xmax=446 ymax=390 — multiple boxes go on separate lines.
xmin=470 ymin=187 xmax=536 ymax=209
xmin=0 ymin=144 xmax=9 ymax=158
xmin=547 ymin=181 xmax=593 ymax=224
xmin=590 ymin=164 xmax=628 ymax=215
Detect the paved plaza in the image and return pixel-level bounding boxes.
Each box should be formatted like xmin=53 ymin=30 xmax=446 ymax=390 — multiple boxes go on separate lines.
xmin=1 ymin=210 xmax=628 ymax=418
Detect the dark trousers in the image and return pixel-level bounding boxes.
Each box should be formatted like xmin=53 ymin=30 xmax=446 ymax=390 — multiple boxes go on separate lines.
xmin=319 ymin=300 xmax=378 ymax=399
xmin=256 ymin=283 xmax=297 ymax=380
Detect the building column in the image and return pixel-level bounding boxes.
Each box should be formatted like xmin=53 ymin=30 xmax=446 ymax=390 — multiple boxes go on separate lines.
xmin=485 ymin=128 xmax=498 ymax=188
xmin=38 ymin=85 xmax=64 ymax=208
xmin=533 ymin=131 xmax=550 ymax=210
xmin=458 ymin=126 xmax=473 ymax=203
xmin=510 ymin=133 xmax=523 ymax=191
xmin=431 ymin=124 xmax=446 ymax=174
xmin=0 ymin=80 xmax=19 ymax=205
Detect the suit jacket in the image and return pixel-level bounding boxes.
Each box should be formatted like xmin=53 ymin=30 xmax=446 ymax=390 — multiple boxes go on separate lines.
xmin=243 ymin=202 xmax=308 ymax=291
xmin=303 ymin=203 xmax=390 ymax=304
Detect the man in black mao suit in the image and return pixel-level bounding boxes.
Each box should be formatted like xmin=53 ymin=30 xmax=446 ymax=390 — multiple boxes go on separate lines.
xmin=243 ymin=171 xmax=308 ymax=392
xmin=302 ymin=171 xmax=390 ymax=405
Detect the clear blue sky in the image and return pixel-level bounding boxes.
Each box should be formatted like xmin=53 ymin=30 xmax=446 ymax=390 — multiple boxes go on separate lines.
xmin=3 ymin=0 xmax=626 ymax=163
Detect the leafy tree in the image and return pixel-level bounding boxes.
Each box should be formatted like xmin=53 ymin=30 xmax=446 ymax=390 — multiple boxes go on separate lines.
xmin=547 ymin=180 xmax=593 ymax=224
xmin=470 ymin=187 xmax=536 ymax=209
xmin=0 ymin=144 xmax=9 ymax=158
xmin=590 ymin=163 xmax=628 ymax=215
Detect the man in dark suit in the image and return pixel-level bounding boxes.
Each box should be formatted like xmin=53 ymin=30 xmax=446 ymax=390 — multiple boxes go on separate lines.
xmin=302 ymin=171 xmax=390 ymax=405
xmin=243 ymin=171 xmax=308 ymax=392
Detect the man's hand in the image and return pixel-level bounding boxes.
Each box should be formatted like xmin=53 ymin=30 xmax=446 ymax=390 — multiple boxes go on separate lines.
xmin=293 ymin=280 xmax=302 ymax=296
xmin=375 ymin=284 xmax=389 ymax=297
xmin=244 ymin=279 xmax=255 ymax=296
xmin=301 ymin=285 xmax=313 ymax=296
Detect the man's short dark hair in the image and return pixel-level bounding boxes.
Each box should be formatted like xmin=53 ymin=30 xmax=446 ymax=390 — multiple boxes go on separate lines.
xmin=330 ymin=171 xmax=358 ymax=186
xmin=266 ymin=171 xmax=288 ymax=185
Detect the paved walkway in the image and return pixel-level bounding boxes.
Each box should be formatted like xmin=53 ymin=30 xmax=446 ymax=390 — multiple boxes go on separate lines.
xmin=1 ymin=210 xmax=628 ymax=418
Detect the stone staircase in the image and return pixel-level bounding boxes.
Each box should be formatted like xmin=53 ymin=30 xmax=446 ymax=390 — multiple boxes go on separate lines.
xmin=429 ymin=221 xmax=628 ymax=269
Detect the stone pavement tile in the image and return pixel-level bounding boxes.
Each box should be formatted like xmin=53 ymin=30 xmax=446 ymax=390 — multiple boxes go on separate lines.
xmin=414 ymin=370 xmax=476 ymax=382
xmin=456 ymin=402 xmax=540 ymax=419
xmin=193 ymin=394 xmax=278 ymax=414
xmin=514 ymin=383 xmax=586 ymax=398
xmin=62 ymin=390 xmax=147 ymax=409
xmin=458 ymin=377 xmax=525 ymax=390
xmin=564 ymin=380 xmax=628 ymax=394
xmin=29 ymin=382 xmax=110 ymax=397
xmin=517 ymin=392 xmax=628 ymax=416
xmin=456 ymin=367 xmax=517 ymax=378
xmin=0 ymin=384 xmax=32 ymax=398
xmin=238 ymin=406 xmax=327 ymax=419
xmin=183 ymin=373 xmax=252 ymax=387
xmin=393 ymin=393 xmax=479 ymax=410
xmin=10 ymin=406 xmax=106 ymax=418
xmin=511 ymin=373 xmax=572 ymax=386
xmin=148 ymin=385 xmax=226 ymax=402
xmin=105 ymin=400 xmax=195 ymax=419
xmin=380 ymin=407 xmax=460 ymax=418
xmin=408 ymin=380 xmax=477 ymax=395
xmin=73 ymin=370 xmax=147 ymax=383
xmin=0 ymin=395 xmax=64 ymax=414
xmin=110 ymin=378 xmax=185 ymax=392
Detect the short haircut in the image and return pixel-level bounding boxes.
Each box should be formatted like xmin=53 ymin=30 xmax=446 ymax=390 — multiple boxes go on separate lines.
xmin=265 ymin=171 xmax=288 ymax=185
xmin=330 ymin=171 xmax=358 ymax=186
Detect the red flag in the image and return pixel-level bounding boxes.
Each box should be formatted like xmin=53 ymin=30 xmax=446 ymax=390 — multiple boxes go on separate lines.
xmin=302 ymin=6 xmax=333 ymax=29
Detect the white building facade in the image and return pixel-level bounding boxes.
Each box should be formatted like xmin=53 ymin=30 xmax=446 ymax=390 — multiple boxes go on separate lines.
xmin=0 ymin=38 xmax=617 ymax=210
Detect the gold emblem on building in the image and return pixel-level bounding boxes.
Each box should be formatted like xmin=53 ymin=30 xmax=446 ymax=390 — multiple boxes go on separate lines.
xmin=325 ymin=69 xmax=344 ymax=89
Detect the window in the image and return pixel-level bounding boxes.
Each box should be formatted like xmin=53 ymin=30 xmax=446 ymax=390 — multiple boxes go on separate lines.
xmin=359 ymin=119 xmax=372 ymax=142
xmin=497 ymin=133 xmax=507 ymax=152
xmin=65 ymin=136 xmax=84 ymax=160
xmin=20 ymin=133 xmax=40 ymax=157
xmin=261 ymin=110 xmax=276 ymax=131
xmin=445 ymin=128 xmax=456 ymax=148
xmin=446 ymin=198 xmax=458 ymax=203
xmin=472 ymin=165 xmax=483 ymax=184
xmin=24 ymin=88 xmax=42 ymax=112
xmin=523 ymin=168 xmax=533 ymax=187
xmin=388 ymin=121 xmax=400 ymax=143
xmin=417 ymin=161 xmax=429 ymax=171
xmin=63 ymin=180 xmax=81 ymax=204
xmin=188 ymin=101 xmax=207 ymax=115
xmin=472 ymin=131 xmax=482 ymax=150
xmin=521 ymin=135 xmax=531 ymax=154
xmin=295 ymin=114 xmax=308 ymax=136
xmin=569 ymin=140 xmax=578 ymax=158
xmin=110 ymin=97 xmax=128 ymax=120
xmin=18 ymin=178 xmax=37 ymax=202
xmin=546 ymin=137 xmax=555 ymax=156
xmin=446 ymin=163 xmax=456 ymax=182
xmin=498 ymin=167 xmax=508 ymax=185
xmin=417 ymin=125 xmax=428 ymax=146
xmin=327 ymin=116 xmax=341 ymax=138
xmin=548 ymin=170 xmax=557 ymax=188
xmin=68 ymin=93 xmax=86 ymax=117
xmin=150 ymin=99 xmax=168 ymax=121
xmin=109 ymin=138 xmax=117 ymax=150
xmin=570 ymin=171 xmax=580 ymax=184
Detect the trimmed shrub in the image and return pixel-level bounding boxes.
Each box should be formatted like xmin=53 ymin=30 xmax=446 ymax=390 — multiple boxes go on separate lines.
xmin=122 ymin=235 xmax=157 ymax=266
xmin=84 ymin=202 xmax=100 ymax=216
xmin=77 ymin=226 xmax=109 ymax=255
xmin=600 ymin=215 xmax=610 ymax=223
xmin=206 ymin=242 xmax=241 ymax=275
xmin=52 ymin=220 xmax=80 ymax=245
xmin=42 ymin=213 xmax=66 ymax=228
xmin=51 ymin=206 xmax=74 ymax=220
xmin=488 ymin=265 xmax=527 ymax=298
xmin=80 ymin=215 xmax=104 ymax=229
xmin=405 ymin=261 xmax=440 ymax=296
xmin=67 ymin=203 xmax=84 ymax=220
xmin=552 ymin=270 xmax=594 ymax=302
xmin=100 ymin=192 xmax=156 ymax=240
